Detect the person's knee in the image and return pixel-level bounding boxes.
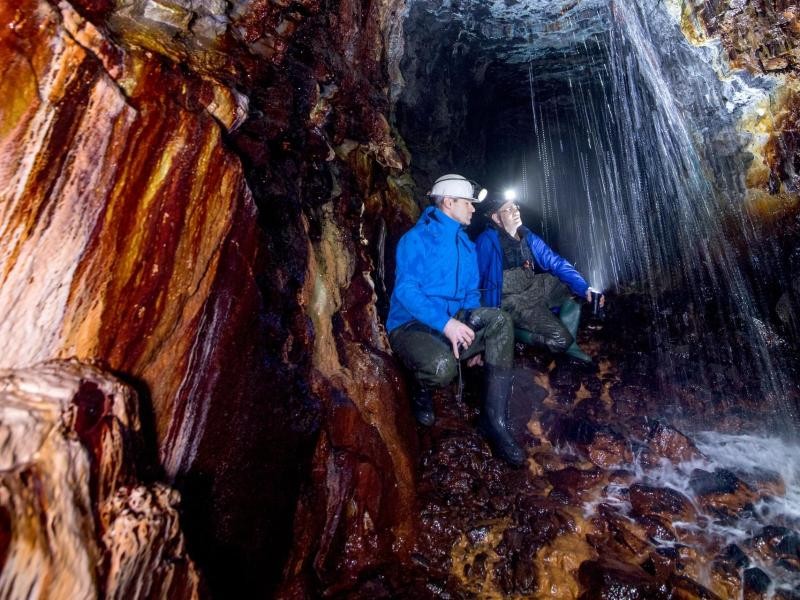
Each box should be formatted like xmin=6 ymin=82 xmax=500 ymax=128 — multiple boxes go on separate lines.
xmin=549 ymin=329 xmax=574 ymax=353
xmin=484 ymin=308 xmax=513 ymax=337
xmin=419 ymin=352 xmax=458 ymax=387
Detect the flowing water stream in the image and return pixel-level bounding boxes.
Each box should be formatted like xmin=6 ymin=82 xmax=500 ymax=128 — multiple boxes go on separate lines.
xmin=583 ymin=431 xmax=800 ymax=595
xmin=519 ymin=3 xmax=800 ymax=592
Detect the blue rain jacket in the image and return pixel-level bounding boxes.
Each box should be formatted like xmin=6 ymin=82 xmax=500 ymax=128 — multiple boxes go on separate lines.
xmin=475 ymin=226 xmax=589 ymax=308
xmin=387 ymin=206 xmax=481 ymax=333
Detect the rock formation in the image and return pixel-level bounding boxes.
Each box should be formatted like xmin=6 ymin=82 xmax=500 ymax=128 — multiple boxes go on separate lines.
xmin=0 ymin=0 xmax=797 ymax=597
xmin=0 ymin=360 xmax=199 ymax=599
xmin=1 ymin=0 xmax=417 ymax=595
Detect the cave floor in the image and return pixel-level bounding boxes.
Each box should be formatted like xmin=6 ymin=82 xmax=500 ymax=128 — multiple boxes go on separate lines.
xmin=352 ymin=292 xmax=800 ymax=599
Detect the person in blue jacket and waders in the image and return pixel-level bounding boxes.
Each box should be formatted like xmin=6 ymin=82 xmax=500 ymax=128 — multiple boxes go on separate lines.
xmin=476 ymin=196 xmax=604 ymax=363
xmin=387 ymin=174 xmax=524 ymax=466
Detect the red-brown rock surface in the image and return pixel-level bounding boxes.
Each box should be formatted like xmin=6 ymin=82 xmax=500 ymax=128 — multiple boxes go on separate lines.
xmin=0 ymin=360 xmax=199 ymax=598
xmin=0 ymin=0 xmax=257 ymax=475
xmin=0 ymin=0 xmax=416 ymax=595
xmin=681 ymin=0 xmax=800 ymax=198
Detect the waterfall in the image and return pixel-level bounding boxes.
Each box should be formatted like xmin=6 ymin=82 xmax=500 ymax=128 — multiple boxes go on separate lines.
xmin=524 ymin=0 xmax=796 ymax=431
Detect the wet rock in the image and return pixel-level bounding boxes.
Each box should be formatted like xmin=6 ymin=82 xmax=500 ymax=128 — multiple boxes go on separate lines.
xmin=718 ymin=543 xmax=751 ymax=569
xmin=586 ymin=429 xmax=633 ymax=469
xmin=690 ymin=468 xmax=741 ymax=496
xmin=743 ymin=567 xmax=771 ymax=599
xmin=549 ymin=362 xmax=583 ymax=397
xmin=644 ymin=421 xmax=704 ymax=464
xmin=635 ymin=514 xmax=677 ymax=542
xmin=578 ymin=556 xmax=670 ymax=599
xmin=710 ymin=558 xmax=745 ymax=600
xmin=777 ymin=533 xmax=800 ymax=557
xmin=737 ymin=468 xmax=787 ymax=497
xmin=494 ymin=551 xmax=537 ymax=595
xmin=542 ymin=414 xmax=632 ymax=468
xmin=690 ymin=468 xmax=758 ymax=516
xmin=641 ymin=549 xmax=675 ymax=580
xmin=590 ymin=506 xmax=651 ymax=561
xmin=514 ymin=497 xmax=577 ymax=543
xmin=667 ymin=574 xmax=723 ymax=600
xmin=675 ymin=544 xmax=707 ymax=585
xmin=583 ymin=374 xmax=604 ymax=397
xmin=574 ymin=397 xmax=609 ymax=420
xmin=607 ymin=470 xmax=636 ymax=486
xmin=629 ymin=484 xmax=695 ymax=522
xmin=468 ymin=552 xmax=487 ymax=579
xmin=776 ymin=557 xmax=800 ymax=572
xmin=748 ymin=526 xmax=800 ymax=564
xmin=533 ymin=450 xmax=567 ymax=472
xmin=547 ymin=467 xmax=605 ymax=501
xmin=610 ymin=384 xmax=650 ymax=418
xmin=466 ymin=525 xmax=490 ymax=545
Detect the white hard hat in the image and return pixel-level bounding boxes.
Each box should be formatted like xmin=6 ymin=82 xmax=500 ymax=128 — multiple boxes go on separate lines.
xmin=429 ymin=174 xmax=487 ymax=202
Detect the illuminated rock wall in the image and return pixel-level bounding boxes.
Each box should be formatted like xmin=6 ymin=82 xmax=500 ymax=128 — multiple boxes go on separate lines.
xmin=0 ymin=0 xmax=418 ymax=595
xmin=679 ymin=0 xmax=799 ymax=199
xmin=0 ymin=0 xmax=257 ymax=477
xmin=2 ymin=0 xmax=794 ymax=596
xmin=0 ymin=360 xmax=200 ymax=599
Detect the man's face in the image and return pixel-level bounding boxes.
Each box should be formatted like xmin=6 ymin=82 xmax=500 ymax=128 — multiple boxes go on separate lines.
xmin=442 ymin=196 xmax=476 ymax=226
xmin=492 ymin=200 xmax=522 ymax=234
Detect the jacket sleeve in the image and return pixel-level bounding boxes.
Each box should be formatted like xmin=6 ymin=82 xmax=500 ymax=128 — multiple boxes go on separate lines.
xmin=527 ymin=232 xmax=589 ymax=297
xmin=475 ymin=233 xmax=492 ymax=307
xmin=393 ymin=234 xmax=452 ymax=332
xmin=475 ymin=231 xmax=501 ymax=307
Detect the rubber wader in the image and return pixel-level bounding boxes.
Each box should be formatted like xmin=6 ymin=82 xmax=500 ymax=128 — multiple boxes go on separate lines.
xmin=478 ymin=365 xmax=525 ymax=466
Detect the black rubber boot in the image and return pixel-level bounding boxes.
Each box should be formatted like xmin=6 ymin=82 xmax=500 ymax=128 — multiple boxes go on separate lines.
xmin=560 ymin=300 xmax=592 ymax=363
xmin=412 ymin=384 xmax=435 ymax=426
xmin=479 ymin=366 xmax=525 ymax=466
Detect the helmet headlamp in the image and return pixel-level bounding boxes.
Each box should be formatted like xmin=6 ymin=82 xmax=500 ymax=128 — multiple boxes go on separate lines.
xmin=428 ymin=174 xmax=487 ymax=203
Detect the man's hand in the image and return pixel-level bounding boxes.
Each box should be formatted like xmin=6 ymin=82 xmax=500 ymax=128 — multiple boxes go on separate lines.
xmin=584 ymin=289 xmax=606 ymax=307
xmin=466 ymin=354 xmax=484 ymax=367
xmin=443 ymin=318 xmax=475 ymax=359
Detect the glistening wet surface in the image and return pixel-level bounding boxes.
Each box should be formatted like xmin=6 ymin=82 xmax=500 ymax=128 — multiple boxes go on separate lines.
xmin=343 ymin=291 xmax=800 ymax=599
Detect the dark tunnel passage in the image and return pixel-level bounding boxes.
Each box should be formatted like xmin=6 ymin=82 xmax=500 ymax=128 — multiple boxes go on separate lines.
xmin=393 ymin=0 xmax=800 ymax=431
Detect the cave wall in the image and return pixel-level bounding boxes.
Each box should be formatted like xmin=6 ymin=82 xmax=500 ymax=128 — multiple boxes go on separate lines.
xmin=0 ymin=360 xmax=201 ymax=598
xmin=674 ymin=0 xmax=800 ymax=350
xmin=0 ymin=0 xmax=424 ymax=596
xmin=0 ymin=0 xmax=258 ymax=478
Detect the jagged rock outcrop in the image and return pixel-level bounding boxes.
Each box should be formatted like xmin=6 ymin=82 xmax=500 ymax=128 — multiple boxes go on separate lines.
xmin=0 ymin=360 xmax=199 ymax=599
xmin=0 ymin=0 xmax=257 ymax=477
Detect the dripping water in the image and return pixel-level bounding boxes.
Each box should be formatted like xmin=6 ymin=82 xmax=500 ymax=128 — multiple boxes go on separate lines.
xmin=523 ymin=0 xmax=796 ymax=432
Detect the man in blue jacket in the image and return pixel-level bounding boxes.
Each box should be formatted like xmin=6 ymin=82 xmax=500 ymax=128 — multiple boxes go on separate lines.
xmin=476 ymin=196 xmax=603 ymax=363
xmin=387 ymin=174 xmax=524 ymax=466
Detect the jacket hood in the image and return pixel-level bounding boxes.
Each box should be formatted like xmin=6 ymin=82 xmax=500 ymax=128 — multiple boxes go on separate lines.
xmin=419 ymin=206 xmax=464 ymax=235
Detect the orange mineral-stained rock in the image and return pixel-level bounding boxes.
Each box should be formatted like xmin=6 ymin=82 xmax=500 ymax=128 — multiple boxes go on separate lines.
xmin=0 ymin=0 xmax=258 ymax=478
xmin=0 ymin=360 xmax=199 ymax=599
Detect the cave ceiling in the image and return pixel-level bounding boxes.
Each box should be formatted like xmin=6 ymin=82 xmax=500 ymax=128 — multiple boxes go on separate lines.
xmin=403 ymin=0 xmax=611 ymax=93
